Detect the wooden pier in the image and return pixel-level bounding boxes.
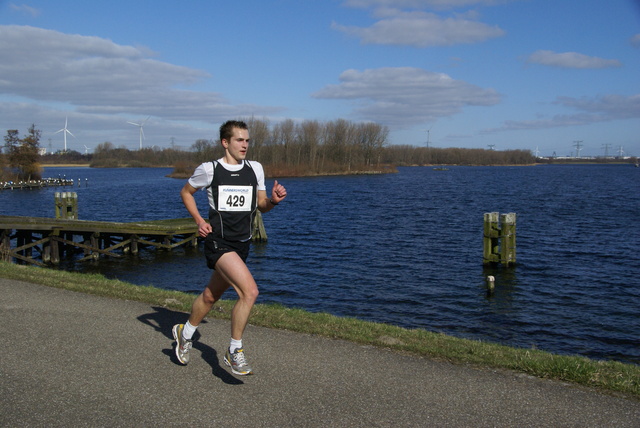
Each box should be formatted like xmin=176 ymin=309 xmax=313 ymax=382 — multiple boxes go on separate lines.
xmin=0 ymin=215 xmax=199 ymax=267
xmin=1 ymin=191 xmax=268 ymax=267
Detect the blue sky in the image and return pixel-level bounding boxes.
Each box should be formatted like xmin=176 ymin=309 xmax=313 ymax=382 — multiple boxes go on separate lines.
xmin=1 ymin=0 xmax=638 ymax=157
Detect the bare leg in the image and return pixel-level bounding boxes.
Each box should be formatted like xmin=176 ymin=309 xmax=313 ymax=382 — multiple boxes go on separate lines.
xmin=212 ymin=251 xmax=259 ymax=340
xmin=188 ymin=251 xmax=258 ymax=340
xmin=188 ymin=270 xmax=229 ymax=326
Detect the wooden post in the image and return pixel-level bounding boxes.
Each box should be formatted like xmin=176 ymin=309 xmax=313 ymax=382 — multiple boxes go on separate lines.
xmin=68 ymin=192 xmax=78 ymax=220
xmin=483 ymin=212 xmax=516 ymax=266
xmin=130 ymin=235 xmax=139 ymax=255
xmin=500 ymin=213 xmax=516 ymax=266
xmin=55 ymin=192 xmax=79 ymax=220
xmin=42 ymin=237 xmax=51 ymax=263
xmin=90 ymin=232 xmax=100 ymax=260
xmin=50 ymin=230 xmax=60 ymax=265
xmin=252 ymin=211 xmax=268 ymax=242
xmin=483 ymin=212 xmax=500 ymax=264
xmin=0 ymin=229 xmax=10 ymax=262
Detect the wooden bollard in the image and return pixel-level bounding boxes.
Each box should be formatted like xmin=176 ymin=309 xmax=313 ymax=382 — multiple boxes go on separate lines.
xmin=252 ymin=210 xmax=268 ymax=242
xmin=483 ymin=212 xmax=500 ymax=264
xmin=483 ymin=212 xmax=516 ymax=266
xmin=500 ymin=213 xmax=516 ymax=266
xmin=55 ymin=192 xmax=78 ymax=220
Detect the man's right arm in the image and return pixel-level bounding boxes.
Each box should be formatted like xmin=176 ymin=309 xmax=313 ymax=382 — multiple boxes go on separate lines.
xmin=180 ymin=182 xmax=212 ymax=237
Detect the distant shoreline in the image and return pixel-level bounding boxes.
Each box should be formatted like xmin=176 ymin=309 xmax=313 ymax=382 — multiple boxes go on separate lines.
xmin=40 ymin=161 xmax=637 ymax=171
xmin=43 ymin=164 xmax=91 ymax=167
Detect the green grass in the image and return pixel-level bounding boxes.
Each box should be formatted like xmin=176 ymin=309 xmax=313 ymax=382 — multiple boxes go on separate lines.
xmin=1 ymin=261 xmax=638 ymax=399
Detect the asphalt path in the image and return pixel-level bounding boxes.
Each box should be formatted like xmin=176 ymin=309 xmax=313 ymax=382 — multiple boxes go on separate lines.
xmin=1 ymin=278 xmax=639 ymax=427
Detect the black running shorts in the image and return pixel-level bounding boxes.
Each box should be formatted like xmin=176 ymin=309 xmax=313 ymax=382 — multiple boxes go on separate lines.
xmin=203 ymin=234 xmax=250 ymax=270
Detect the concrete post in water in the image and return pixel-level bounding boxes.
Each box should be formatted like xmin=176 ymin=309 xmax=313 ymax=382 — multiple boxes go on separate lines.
xmin=486 ymin=275 xmax=495 ymax=294
xmin=55 ymin=192 xmax=78 ymax=220
xmin=483 ymin=212 xmax=516 ymax=266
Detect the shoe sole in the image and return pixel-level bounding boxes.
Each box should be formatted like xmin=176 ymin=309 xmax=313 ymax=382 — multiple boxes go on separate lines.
xmin=172 ymin=324 xmax=188 ymax=365
xmin=223 ymin=355 xmax=253 ymax=376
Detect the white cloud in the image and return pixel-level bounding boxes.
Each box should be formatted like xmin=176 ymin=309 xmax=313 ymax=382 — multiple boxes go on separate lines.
xmin=332 ymin=9 xmax=504 ymax=47
xmin=9 ymin=3 xmax=41 ymax=17
xmin=556 ymin=94 xmax=640 ymax=119
xmin=0 ymin=26 xmax=289 ymax=120
xmin=313 ymin=67 xmax=500 ymax=127
xmin=630 ymin=34 xmax=640 ymax=47
xmin=0 ymin=25 xmax=284 ymax=148
xmin=526 ymin=50 xmax=622 ymax=69
xmin=482 ymin=94 xmax=640 ymax=133
xmin=0 ymin=26 xmax=211 ymax=116
xmin=342 ymin=0 xmax=502 ymax=10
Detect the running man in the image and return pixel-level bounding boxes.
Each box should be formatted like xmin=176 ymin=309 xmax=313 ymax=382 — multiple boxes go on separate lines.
xmin=173 ymin=120 xmax=287 ymax=375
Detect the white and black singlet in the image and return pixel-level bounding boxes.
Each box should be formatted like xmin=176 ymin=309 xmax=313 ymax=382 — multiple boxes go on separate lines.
xmin=188 ymin=159 xmax=266 ymax=242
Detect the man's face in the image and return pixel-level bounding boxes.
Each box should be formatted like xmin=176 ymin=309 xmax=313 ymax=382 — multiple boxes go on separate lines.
xmin=223 ymin=127 xmax=250 ymax=163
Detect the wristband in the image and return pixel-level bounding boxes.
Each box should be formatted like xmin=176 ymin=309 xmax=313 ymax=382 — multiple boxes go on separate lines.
xmin=270 ymin=198 xmax=279 ymax=206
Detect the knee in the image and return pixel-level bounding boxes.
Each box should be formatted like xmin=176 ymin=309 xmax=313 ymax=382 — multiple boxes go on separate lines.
xmin=201 ymin=289 xmax=217 ymax=306
xmin=243 ymin=285 xmax=259 ymax=304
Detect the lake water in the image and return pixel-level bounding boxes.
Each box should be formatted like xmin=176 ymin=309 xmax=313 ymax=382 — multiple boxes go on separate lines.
xmin=1 ymin=164 xmax=638 ymax=364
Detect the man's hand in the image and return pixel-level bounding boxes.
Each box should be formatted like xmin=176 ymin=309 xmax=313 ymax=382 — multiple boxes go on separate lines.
xmin=271 ymin=180 xmax=287 ymax=204
xmin=197 ymin=221 xmax=212 ymax=238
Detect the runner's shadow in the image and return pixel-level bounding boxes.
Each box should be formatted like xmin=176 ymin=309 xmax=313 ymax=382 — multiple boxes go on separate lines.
xmin=137 ymin=306 xmax=243 ymax=385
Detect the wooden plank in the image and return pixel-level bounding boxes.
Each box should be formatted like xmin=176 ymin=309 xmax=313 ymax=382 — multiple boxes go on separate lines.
xmin=53 ymin=236 xmax=122 ymax=258
xmin=0 ymin=216 xmax=198 ymax=235
xmin=12 ymin=236 xmax=50 ymax=253
xmin=6 ymin=252 xmax=47 ymax=267
xmin=135 ymin=237 xmax=171 ymax=249
xmin=169 ymin=234 xmax=199 ymax=249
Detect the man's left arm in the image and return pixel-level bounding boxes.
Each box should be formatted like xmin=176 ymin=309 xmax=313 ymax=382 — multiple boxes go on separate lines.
xmin=258 ymin=180 xmax=287 ymax=213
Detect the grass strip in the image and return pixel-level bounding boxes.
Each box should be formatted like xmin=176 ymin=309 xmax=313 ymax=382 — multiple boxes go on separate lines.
xmin=1 ymin=261 xmax=638 ymax=399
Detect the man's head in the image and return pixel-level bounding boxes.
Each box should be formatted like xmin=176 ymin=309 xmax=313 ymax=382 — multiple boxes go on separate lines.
xmin=220 ymin=120 xmax=248 ymax=143
xmin=219 ymin=120 xmax=250 ymax=164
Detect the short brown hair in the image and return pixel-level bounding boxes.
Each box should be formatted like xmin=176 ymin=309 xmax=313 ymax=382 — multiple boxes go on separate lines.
xmin=219 ymin=120 xmax=248 ymax=142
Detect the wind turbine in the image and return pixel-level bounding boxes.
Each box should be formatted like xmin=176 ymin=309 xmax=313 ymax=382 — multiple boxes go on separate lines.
xmin=83 ymin=145 xmax=89 ymax=155
xmin=55 ymin=117 xmax=74 ymax=152
xmin=128 ymin=116 xmax=149 ymax=150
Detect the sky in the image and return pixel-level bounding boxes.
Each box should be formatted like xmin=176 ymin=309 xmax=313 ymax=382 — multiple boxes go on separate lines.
xmin=0 ymin=0 xmax=639 ymax=158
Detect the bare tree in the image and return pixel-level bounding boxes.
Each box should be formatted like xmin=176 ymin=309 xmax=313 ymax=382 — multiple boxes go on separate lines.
xmin=298 ymin=120 xmax=321 ymax=172
xmin=245 ymin=117 xmax=269 ymax=163
xmin=4 ymin=125 xmax=42 ymax=179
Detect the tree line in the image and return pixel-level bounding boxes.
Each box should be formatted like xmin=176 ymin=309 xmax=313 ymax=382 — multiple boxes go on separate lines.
xmin=3 ymin=119 xmax=541 ymax=181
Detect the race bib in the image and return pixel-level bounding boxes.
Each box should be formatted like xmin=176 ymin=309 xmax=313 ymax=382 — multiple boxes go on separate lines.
xmin=217 ymin=185 xmax=253 ymax=211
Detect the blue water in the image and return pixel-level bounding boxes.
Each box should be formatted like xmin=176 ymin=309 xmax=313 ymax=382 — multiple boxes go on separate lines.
xmin=1 ymin=165 xmax=638 ymax=364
